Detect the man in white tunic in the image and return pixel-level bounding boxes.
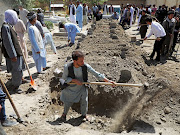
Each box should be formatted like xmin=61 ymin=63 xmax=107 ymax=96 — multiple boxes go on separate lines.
xmin=69 ymin=1 xmax=76 ymax=24
xmin=14 ymin=15 xmax=28 ymax=60
xmin=19 ymin=5 xmax=29 ymax=26
xmin=129 ymin=4 xmax=134 ymax=27
xmin=103 ymin=2 xmax=108 ymax=15
xmin=27 ymin=12 xmax=47 ymax=74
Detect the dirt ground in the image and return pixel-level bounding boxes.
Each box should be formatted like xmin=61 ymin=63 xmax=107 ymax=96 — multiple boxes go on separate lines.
xmin=1 ymin=19 xmax=180 ymax=135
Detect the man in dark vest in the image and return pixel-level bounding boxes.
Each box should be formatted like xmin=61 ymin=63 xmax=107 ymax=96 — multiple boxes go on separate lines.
xmin=139 ymin=10 xmax=148 ymax=39
xmin=1 ymin=9 xmax=24 ymax=94
xmin=59 ymin=51 xmax=114 ymax=121
xmin=69 ymin=1 xmax=76 ymax=24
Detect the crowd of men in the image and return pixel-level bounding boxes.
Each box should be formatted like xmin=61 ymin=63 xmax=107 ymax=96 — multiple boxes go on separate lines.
xmin=0 ymin=5 xmax=57 ymax=131
xmin=120 ymin=3 xmax=180 ymax=61
xmin=68 ymin=1 xmax=120 ymax=26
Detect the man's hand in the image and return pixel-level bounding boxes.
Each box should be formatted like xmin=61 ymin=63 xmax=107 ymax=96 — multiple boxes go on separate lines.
xmin=71 ymin=79 xmax=83 ymax=85
xmin=11 ymin=57 xmax=17 ymax=62
xmin=37 ymin=51 xmax=40 ymax=54
xmin=104 ymin=78 xmax=116 ymax=87
xmin=156 ymin=37 xmax=161 ymax=41
xmin=144 ymin=37 xmax=147 ymax=40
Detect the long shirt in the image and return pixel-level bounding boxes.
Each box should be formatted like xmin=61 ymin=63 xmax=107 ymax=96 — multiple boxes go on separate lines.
xmin=14 ymin=19 xmax=26 ymax=34
xmin=147 ymin=22 xmax=166 ymax=38
xmin=60 ymin=63 xmax=105 ymax=103
xmin=69 ymin=4 xmax=76 ymax=23
xmin=64 ymin=23 xmax=80 ymax=41
xmin=76 ymin=4 xmax=83 ymax=22
xmin=19 ymin=8 xmax=29 ymax=25
xmin=92 ymin=6 xmax=98 ymax=13
xmin=27 ymin=23 xmax=46 ymax=60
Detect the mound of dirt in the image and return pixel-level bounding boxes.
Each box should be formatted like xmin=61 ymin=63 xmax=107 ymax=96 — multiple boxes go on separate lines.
xmin=43 ymin=20 xmax=180 ymax=133
xmin=2 ymin=19 xmax=180 ymax=135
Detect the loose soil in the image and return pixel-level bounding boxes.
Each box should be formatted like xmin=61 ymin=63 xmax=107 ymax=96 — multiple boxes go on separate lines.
xmin=1 ymin=19 xmax=180 ymax=135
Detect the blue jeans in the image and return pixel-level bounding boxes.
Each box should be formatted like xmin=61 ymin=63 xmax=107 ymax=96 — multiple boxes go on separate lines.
xmin=0 ymin=87 xmax=6 ymax=121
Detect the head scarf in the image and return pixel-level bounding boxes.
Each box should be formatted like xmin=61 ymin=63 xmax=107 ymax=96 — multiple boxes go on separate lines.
xmin=5 ymin=9 xmax=18 ymax=25
xmin=27 ymin=12 xmax=37 ymax=21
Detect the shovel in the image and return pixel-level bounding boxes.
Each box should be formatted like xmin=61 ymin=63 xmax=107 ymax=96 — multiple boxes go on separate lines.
xmin=131 ymin=37 xmax=157 ymax=42
xmin=68 ymin=82 xmax=143 ymax=87
xmin=19 ymin=45 xmax=37 ymax=91
xmin=0 ymin=78 xmax=23 ymax=123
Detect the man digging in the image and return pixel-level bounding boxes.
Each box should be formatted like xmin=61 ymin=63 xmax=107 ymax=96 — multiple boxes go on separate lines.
xmin=59 ymin=51 xmax=115 ymax=121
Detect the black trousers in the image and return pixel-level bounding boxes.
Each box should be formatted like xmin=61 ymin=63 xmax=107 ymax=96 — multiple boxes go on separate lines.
xmin=140 ymin=26 xmax=148 ymax=39
xmin=150 ymin=36 xmax=166 ymax=61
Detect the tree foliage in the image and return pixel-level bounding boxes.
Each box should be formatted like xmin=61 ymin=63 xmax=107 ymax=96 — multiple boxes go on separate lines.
xmin=5 ymin=0 xmax=35 ymax=9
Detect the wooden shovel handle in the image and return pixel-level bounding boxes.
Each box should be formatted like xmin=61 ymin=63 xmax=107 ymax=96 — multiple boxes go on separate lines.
xmin=0 ymin=78 xmax=21 ymax=119
xmin=68 ymin=82 xmax=143 ymax=87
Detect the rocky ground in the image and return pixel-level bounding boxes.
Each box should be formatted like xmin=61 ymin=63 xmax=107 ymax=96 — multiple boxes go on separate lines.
xmin=1 ymin=19 xmax=180 ymax=135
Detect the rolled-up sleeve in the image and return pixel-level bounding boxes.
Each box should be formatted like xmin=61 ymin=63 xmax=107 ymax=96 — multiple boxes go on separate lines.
xmin=86 ymin=64 xmax=105 ymax=81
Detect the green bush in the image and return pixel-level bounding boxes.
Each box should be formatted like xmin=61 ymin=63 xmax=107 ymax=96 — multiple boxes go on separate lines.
xmin=45 ymin=21 xmax=53 ymax=29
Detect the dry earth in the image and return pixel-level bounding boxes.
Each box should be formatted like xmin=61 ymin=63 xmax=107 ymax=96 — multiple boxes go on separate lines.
xmin=0 ymin=19 xmax=180 ymax=135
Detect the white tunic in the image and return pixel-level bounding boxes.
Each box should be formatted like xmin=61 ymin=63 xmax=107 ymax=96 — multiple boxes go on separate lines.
xmin=70 ymin=4 xmax=76 ymax=24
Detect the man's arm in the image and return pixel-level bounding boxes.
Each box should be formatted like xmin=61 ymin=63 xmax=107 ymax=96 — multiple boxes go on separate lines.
xmin=1 ymin=25 xmax=17 ymax=59
xmin=28 ymin=27 xmax=40 ymax=53
xmin=86 ymin=63 xmax=114 ymax=84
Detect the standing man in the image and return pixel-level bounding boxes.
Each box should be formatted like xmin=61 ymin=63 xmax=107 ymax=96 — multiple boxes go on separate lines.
xmin=14 ymin=10 xmax=28 ymax=61
xmin=69 ymin=1 xmax=76 ymax=24
xmin=1 ymin=9 xmax=24 ymax=93
xmin=37 ymin=9 xmax=45 ymax=27
xmin=144 ymin=17 xmax=166 ymax=61
xmin=97 ymin=2 xmax=102 ymax=12
xmin=162 ymin=11 xmax=176 ymax=55
xmin=139 ymin=10 xmax=148 ymax=39
xmin=76 ymin=1 xmax=83 ymax=30
xmin=59 ymin=22 xmax=80 ymax=47
xmin=83 ymin=3 xmax=88 ymax=25
xmin=92 ymin=3 xmax=98 ymax=18
xmin=19 ymin=5 xmax=29 ymax=26
xmin=59 ymin=51 xmax=115 ymax=121
xmin=103 ymin=2 xmax=108 ymax=15
xmin=109 ymin=4 xmax=114 ymax=15
xmin=129 ymin=4 xmax=134 ymax=27
xmin=27 ymin=12 xmax=47 ymax=74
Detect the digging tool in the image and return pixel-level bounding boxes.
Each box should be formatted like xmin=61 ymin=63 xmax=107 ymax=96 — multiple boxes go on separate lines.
xmin=68 ymin=82 xmax=143 ymax=87
xmin=131 ymin=36 xmax=157 ymax=42
xmin=19 ymin=45 xmax=37 ymax=91
xmin=0 ymin=78 xmax=23 ymax=123
xmin=131 ymin=24 xmax=148 ymax=27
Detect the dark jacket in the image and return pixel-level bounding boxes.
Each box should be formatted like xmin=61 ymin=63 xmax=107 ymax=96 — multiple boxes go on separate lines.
xmin=69 ymin=4 xmax=75 ymax=15
xmin=1 ymin=23 xmax=22 ymax=58
xmin=37 ymin=13 xmax=45 ymax=26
